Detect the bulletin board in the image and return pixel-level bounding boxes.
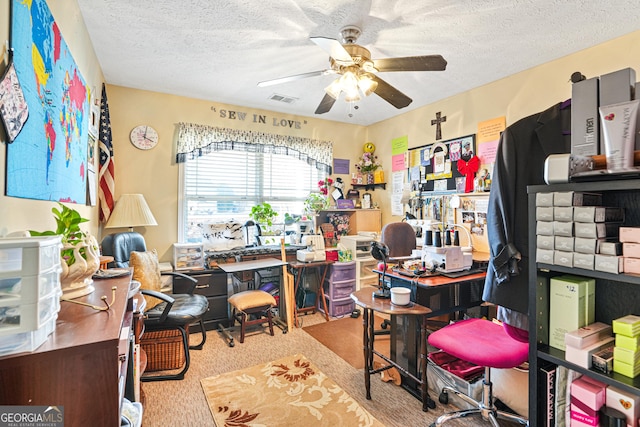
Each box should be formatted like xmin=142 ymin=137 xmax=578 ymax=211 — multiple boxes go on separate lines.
xmin=408 ymin=134 xmax=476 ymax=192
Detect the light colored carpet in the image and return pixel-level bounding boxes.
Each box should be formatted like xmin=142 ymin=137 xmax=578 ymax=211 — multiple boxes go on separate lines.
xmin=201 ymin=353 xmax=385 ymax=427
xmin=140 ymin=313 xmax=487 ymax=427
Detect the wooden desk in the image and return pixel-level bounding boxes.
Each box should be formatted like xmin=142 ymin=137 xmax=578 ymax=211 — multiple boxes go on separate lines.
xmin=287 ymin=260 xmax=332 ymax=326
xmin=378 ymin=269 xmax=487 ymax=400
xmin=351 ymin=288 xmax=434 ymax=412
xmin=0 ymin=275 xmax=134 ymax=427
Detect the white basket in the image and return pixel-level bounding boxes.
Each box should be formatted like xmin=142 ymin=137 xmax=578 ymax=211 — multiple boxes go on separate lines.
xmin=0 ymin=287 xmax=61 ymax=336
xmin=0 ymin=236 xmax=62 ymax=276
xmin=0 ymin=265 xmax=62 ymax=305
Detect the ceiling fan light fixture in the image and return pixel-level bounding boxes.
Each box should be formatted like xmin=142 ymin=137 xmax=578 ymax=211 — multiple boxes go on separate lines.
xmin=344 ymin=91 xmax=361 ymax=103
xmin=324 ymin=79 xmax=342 ymax=99
xmin=358 ymin=74 xmax=378 ymax=97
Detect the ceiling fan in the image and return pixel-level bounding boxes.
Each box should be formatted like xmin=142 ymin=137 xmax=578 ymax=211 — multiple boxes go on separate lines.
xmin=257 ymin=26 xmax=447 ymax=115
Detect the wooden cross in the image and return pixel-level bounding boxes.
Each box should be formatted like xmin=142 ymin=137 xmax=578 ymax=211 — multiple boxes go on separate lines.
xmin=431 ymin=111 xmax=447 ymax=140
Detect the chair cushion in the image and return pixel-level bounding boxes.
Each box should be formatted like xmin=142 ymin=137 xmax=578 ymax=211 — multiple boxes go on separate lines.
xmin=228 ymin=290 xmax=276 ymax=311
xmin=130 ymin=250 xmax=162 ymax=309
xmin=427 ymin=318 xmax=529 ymax=369
xmin=145 ymin=294 xmax=209 ymax=328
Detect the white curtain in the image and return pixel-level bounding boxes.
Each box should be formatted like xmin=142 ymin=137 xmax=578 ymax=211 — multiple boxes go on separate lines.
xmin=175 ymin=122 xmax=333 ymax=173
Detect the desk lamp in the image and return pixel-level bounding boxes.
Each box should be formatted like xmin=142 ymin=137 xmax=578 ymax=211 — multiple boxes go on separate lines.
xmin=370 ymin=241 xmax=390 ymax=298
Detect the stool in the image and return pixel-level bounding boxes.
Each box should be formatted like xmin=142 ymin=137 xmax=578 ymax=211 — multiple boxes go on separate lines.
xmin=228 ymin=290 xmax=277 ymax=343
xmin=427 ymin=318 xmax=529 ymax=426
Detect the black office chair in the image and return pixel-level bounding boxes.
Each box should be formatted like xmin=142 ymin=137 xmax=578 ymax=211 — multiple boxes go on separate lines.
xmin=101 ymin=232 xmax=209 ymax=381
xmin=376 ymin=222 xmax=418 ymax=332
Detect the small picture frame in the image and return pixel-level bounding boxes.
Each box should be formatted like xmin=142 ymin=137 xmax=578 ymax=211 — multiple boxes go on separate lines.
xmin=0 ymin=62 xmax=29 ymax=142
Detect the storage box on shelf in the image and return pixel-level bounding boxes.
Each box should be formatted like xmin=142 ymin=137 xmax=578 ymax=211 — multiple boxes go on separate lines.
xmin=0 ymin=236 xmax=63 ymax=356
xmin=172 ymin=243 xmax=204 ymax=271
xmin=528 ymin=181 xmax=640 ymax=427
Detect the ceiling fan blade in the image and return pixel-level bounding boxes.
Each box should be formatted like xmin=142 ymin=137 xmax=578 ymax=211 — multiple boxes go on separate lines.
xmin=371 ymin=75 xmax=413 ymax=109
xmin=310 ymin=36 xmax=354 ymax=65
xmin=373 ymin=55 xmax=447 ymax=72
xmin=314 ymin=93 xmax=337 ymax=114
xmin=257 ymin=70 xmax=334 ymax=87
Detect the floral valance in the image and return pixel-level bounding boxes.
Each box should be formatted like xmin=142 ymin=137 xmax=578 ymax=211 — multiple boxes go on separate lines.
xmin=176 ymin=122 xmax=333 ymax=174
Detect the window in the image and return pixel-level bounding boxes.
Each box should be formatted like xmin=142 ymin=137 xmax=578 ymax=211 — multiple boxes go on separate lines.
xmin=179 ymin=149 xmax=326 ymax=242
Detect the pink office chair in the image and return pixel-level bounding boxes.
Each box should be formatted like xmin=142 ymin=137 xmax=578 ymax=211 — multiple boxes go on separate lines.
xmin=427 ymin=318 xmax=529 ymax=426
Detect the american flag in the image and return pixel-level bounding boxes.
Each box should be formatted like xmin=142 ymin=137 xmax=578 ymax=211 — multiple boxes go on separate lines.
xmin=98 ymin=83 xmax=115 ymax=223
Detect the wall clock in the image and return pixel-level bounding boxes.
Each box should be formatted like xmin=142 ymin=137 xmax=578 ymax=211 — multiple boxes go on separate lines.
xmin=129 ymin=125 xmax=158 ymax=150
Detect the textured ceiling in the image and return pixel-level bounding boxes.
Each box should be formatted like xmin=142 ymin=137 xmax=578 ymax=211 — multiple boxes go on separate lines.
xmin=76 ymin=0 xmax=640 ymax=126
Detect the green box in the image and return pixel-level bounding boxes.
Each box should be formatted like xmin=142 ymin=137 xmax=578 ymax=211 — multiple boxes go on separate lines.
xmin=549 ymin=275 xmax=595 ymax=351
xmin=615 ymin=333 xmax=640 ymax=350
xmin=612 ymin=314 xmax=640 ymax=337
xmin=613 ymin=346 xmax=640 ymax=365
xmin=613 ymin=358 xmax=640 ymax=378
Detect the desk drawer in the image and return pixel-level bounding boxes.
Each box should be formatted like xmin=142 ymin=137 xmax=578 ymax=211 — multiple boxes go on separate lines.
xmin=174 ymin=272 xmax=227 ymax=297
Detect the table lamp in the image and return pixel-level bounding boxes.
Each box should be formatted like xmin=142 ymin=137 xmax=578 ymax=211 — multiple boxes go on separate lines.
xmin=105 ymin=194 xmax=158 ymax=231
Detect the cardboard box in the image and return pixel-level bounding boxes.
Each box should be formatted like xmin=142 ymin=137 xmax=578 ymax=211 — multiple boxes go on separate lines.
xmin=553 ymin=250 xmax=573 ymax=268
xmin=573 ymin=253 xmax=594 ymax=270
xmin=614 ymin=346 xmax=640 ymax=365
xmin=613 ymin=314 xmax=640 ymax=336
xmin=574 ymin=237 xmax=603 ymax=254
xmin=549 ymin=275 xmax=595 ymax=350
xmin=599 ymin=241 xmax=622 ymax=256
xmin=592 ymin=346 xmax=614 ymax=374
xmin=620 ymin=227 xmax=640 ymax=243
xmin=594 ymin=254 xmax=624 ymax=274
xmin=624 ymin=242 xmax=640 ymax=258
xmin=553 ymin=206 xmax=574 ymax=222
xmin=536 ymin=192 xmax=554 ymax=207
xmin=537 ymin=221 xmax=554 ymax=236
xmin=553 ymin=191 xmax=602 ymax=207
xmin=616 ymin=333 xmax=640 ymax=351
xmin=569 ymin=375 xmax=606 ymax=427
xmin=574 ymin=222 xmax=620 ymax=239
xmin=624 ymin=257 xmax=640 ymax=274
xmin=599 ymin=67 xmax=636 ymax=154
xmin=571 ymin=77 xmax=600 ymax=156
xmin=553 ymin=221 xmax=574 ymax=237
xmin=554 ymin=236 xmax=574 ymax=252
xmin=536 ymin=206 xmax=554 ymax=222
xmin=573 ymin=206 xmax=624 ymax=223
xmin=565 ymin=322 xmax=612 ymax=349
xmin=606 ymin=385 xmax=640 ymax=427
xmin=537 ymin=248 xmax=554 ymax=264
xmin=566 ymin=336 xmax=614 ymax=369
xmin=613 ymin=358 xmax=640 ymax=378
xmin=537 ymin=235 xmax=555 ymax=250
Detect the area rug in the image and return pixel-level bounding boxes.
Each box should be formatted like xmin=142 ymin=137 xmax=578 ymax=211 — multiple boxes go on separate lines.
xmin=201 ymin=354 xmax=385 ymax=427
xmin=303 ymin=315 xmax=389 ymax=370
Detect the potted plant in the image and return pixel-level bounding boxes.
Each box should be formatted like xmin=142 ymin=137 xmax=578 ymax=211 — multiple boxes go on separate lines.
xmin=249 ymin=202 xmax=278 ymax=234
xmin=30 ymin=203 xmax=100 ymax=297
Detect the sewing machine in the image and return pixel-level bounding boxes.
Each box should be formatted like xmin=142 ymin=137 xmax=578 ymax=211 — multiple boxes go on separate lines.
xmin=296 ymin=235 xmax=326 ymax=262
xmin=422 ymin=245 xmax=473 ymax=273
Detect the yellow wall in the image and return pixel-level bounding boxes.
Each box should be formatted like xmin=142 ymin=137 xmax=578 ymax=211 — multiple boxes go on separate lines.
xmin=2 ymin=1 xmax=640 ymax=262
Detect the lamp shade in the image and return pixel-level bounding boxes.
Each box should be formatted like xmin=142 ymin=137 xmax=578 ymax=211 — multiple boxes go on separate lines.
xmin=105 ymin=194 xmax=158 ymax=229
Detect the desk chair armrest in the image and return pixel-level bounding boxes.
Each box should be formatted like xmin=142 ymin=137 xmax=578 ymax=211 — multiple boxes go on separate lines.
xmin=141 ymin=289 xmax=175 ymax=322
xmin=161 ymin=271 xmax=198 ymax=294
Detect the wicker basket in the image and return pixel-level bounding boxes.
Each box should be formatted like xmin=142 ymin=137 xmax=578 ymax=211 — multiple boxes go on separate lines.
xmin=141 ymin=327 xmax=188 ymax=372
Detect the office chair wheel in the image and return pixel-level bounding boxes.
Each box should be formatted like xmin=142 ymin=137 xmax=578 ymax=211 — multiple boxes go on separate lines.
xmin=439 ymin=390 xmax=449 ymax=404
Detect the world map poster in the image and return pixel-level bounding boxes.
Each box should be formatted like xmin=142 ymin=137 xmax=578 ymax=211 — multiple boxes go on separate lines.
xmin=7 ymin=0 xmax=89 ymax=203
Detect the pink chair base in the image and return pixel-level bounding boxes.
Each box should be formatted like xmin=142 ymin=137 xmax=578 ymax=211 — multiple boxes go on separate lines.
xmin=427 ymin=318 xmax=529 ymax=426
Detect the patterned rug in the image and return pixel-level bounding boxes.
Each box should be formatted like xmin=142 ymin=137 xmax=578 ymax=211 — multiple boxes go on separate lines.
xmin=201 ymin=353 xmax=385 ymax=427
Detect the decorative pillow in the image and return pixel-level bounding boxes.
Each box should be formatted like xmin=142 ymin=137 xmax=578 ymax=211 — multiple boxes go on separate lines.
xmin=130 ymin=250 xmax=163 ymax=309
xmin=201 ymin=222 xmax=245 ymax=251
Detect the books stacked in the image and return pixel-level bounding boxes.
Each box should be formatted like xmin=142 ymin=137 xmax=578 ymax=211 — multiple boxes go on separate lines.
xmin=612 ymin=314 xmax=640 ymax=378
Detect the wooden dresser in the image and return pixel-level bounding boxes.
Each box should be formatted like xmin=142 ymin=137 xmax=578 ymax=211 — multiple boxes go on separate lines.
xmin=0 ymin=274 xmax=134 ymax=427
